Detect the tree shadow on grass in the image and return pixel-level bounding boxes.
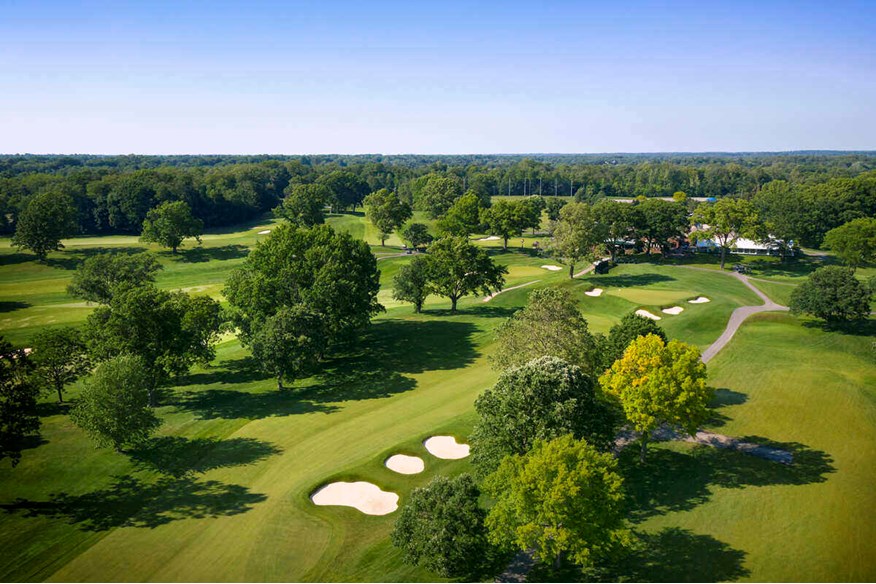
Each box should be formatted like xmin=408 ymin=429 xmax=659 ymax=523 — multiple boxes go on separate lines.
xmin=0 ymin=253 xmax=34 ymax=266
xmin=425 ymin=305 xmax=518 ymax=319
xmin=176 ymin=356 xmax=271 ymax=387
xmin=802 ymin=318 xmax=876 ymax=337
xmin=705 ymin=388 xmax=748 ymax=429
xmin=0 ymin=301 xmax=30 ymax=313
xmin=35 ymin=401 xmax=72 ymax=417
xmin=127 ymin=436 xmax=282 ymax=477
xmin=587 ymin=273 xmax=676 ymax=288
xmin=171 ymin=388 xmax=339 ymax=420
xmin=177 ymin=245 xmax=249 ymax=263
xmin=43 ymin=246 xmax=146 ymax=270
xmin=620 ymin=441 xmax=834 ymax=522
xmin=1 ymin=475 xmax=266 ymax=531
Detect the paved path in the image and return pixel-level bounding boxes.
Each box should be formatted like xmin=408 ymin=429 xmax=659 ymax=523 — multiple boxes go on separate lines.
xmin=573 ymin=257 xmax=611 ymax=278
xmin=613 ymin=425 xmax=793 ymax=464
xmin=374 ymin=251 xmax=413 ymax=261
xmin=483 ymin=280 xmax=541 ymax=302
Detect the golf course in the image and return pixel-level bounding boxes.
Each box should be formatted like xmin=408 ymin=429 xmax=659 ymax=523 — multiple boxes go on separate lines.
xmin=0 ymin=209 xmax=873 ymax=582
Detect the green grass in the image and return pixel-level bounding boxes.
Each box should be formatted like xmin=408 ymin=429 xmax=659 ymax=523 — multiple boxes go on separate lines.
xmin=1 ymin=213 xmax=873 ymax=582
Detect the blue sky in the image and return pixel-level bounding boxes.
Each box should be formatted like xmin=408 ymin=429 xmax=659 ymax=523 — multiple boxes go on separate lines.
xmin=1 ymin=0 xmax=874 ymax=154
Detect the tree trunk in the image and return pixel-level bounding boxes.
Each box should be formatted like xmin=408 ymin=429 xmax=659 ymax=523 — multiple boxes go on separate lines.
xmin=568 ymin=263 xmax=575 ymax=279
xmin=277 ymin=375 xmax=284 ymax=391
xmin=414 ymin=302 xmax=422 ymax=313
xmin=503 ymin=236 xmax=508 ymax=250
xmin=381 ymin=235 xmax=386 ymax=246
xmin=450 ymin=296 xmax=458 ymax=312
xmin=56 ymin=383 xmax=64 ymax=403
xmin=720 ymin=246 xmax=727 ymax=269
xmin=172 ymin=244 xmax=178 ymax=254
xmin=554 ymin=551 xmax=563 ymax=570
xmin=640 ymin=433 xmax=649 ymax=462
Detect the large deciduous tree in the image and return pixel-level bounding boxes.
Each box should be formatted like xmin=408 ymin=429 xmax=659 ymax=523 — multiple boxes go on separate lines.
xmin=484 ymin=435 xmax=629 ymax=570
xmin=70 ymin=355 xmax=161 ymax=451
xmin=822 ymin=217 xmax=876 ymax=272
xmin=592 ymin=199 xmax=634 ymax=263
xmin=425 ymin=236 xmax=506 ymax=312
xmin=30 ymin=327 xmax=90 ymax=403
xmin=363 ymin=189 xmax=413 ymax=246
xmin=471 ymin=356 xmax=620 ymax=477
xmin=316 ymin=170 xmax=370 ymax=212
xmin=436 ymin=192 xmax=483 ymax=236
xmin=67 ymin=252 xmax=162 ymax=304
xmin=600 ymin=312 xmax=667 ymax=370
xmin=140 ymin=200 xmax=203 ymax=254
xmin=418 ymin=175 xmax=462 ymax=219
xmin=399 ymin=222 xmax=433 ymax=250
xmin=392 ymin=474 xmax=489 ymax=578
xmin=631 ymin=199 xmax=689 ymax=256
xmin=274 ymin=183 xmax=331 ymax=227
xmin=480 ymin=200 xmax=533 ymax=250
xmin=552 ymin=201 xmax=606 ymax=278
xmin=490 ymin=288 xmax=601 ymax=374
xmin=0 ymin=339 xmax=40 ymax=467
xmin=250 ymin=306 xmax=327 ymax=390
xmin=789 ymin=266 xmax=871 ymax=323
xmin=12 ymin=190 xmax=78 ymax=261
xmin=692 ymin=198 xmax=760 ymax=269
xmin=392 ymin=256 xmax=431 ymax=313
xmin=599 ymin=334 xmax=713 ymax=461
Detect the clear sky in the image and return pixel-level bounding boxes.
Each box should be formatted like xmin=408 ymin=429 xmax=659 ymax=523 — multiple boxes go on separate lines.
xmin=1 ymin=0 xmax=874 ymax=154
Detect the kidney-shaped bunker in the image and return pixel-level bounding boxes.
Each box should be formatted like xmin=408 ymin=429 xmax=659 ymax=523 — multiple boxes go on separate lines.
xmin=311 ymin=481 xmax=399 ymax=516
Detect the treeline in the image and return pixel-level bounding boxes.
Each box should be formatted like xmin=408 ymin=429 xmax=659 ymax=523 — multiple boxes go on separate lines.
xmin=1 ymin=153 xmax=874 ymax=238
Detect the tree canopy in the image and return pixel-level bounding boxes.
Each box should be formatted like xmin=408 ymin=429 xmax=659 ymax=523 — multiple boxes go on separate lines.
xmin=424 ymin=236 xmax=506 ymax=312
xmin=552 ymin=201 xmax=606 ymax=278
xmin=0 ymin=338 xmax=40 ymax=467
xmin=600 ymin=312 xmax=667 ymax=370
xmin=140 ymin=200 xmax=203 ymax=254
xmin=392 ymin=255 xmax=430 ymax=313
xmin=30 ymin=327 xmax=90 ymax=403
xmin=274 ymin=183 xmax=330 ymax=227
xmin=417 ymin=175 xmax=462 ymax=219
xmin=789 ymin=266 xmax=872 ymax=323
xmin=436 ymin=192 xmax=483 ymax=236
xmin=480 ymin=199 xmax=538 ymax=250
xmin=250 ymin=306 xmax=327 ymax=390
xmin=11 ymin=190 xmax=78 ymax=260
xmin=67 ymin=252 xmax=162 ymax=304
xmin=692 ymin=198 xmax=760 ymax=269
xmin=399 ymin=222 xmax=433 ymax=249
xmin=363 ymin=188 xmax=412 ymax=246
xmin=822 ymin=217 xmax=876 ymax=271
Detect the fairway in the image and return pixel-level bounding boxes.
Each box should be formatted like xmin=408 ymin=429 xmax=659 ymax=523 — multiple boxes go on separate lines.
xmin=1 ymin=215 xmax=874 ymax=582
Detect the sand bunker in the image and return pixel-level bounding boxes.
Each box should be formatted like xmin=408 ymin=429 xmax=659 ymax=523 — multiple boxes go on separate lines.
xmin=257 ymin=229 xmax=271 ymax=235
xmin=585 ymin=288 xmax=603 ymax=297
xmin=662 ymin=306 xmax=684 ymax=315
xmin=541 ymin=265 xmax=563 ymax=271
xmin=477 ymin=235 xmax=501 ymax=241
xmin=385 ymin=454 xmax=425 ymax=475
xmin=311 ymin=481 xmax=399 ymax=515
xmin=424 ymin=436 xmax=470 ymax=460
xmin=635 ymin=309 xmax=662 ymax=321
xmin=688 ymin=296 xmax=710 ymax=304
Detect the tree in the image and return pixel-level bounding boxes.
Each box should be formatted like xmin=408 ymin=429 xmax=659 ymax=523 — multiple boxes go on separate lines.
xmin=70 ymin=355 xmax=161 ymax=451
xmin=30 ymin=327 xmax=90 ymax=403
xmin=274 ymin=183 xmax=330 ymax=227
xmin=84 ymin=285 xmax=222 ymax=406
xmin=789 ymin=266 xmax=871 ymax=323
xmin=224 ymin=223 xmax=383 ymax=347
xmin=392 ymin=256 xmax=430 ymax=313
xmin=600 ymin=312 xmax=667 ymax=370
xmin=425 ymin=236 xmax=506 ymax=312
xmin=692 ymin=198 xmax=760 ymax=269
xmin=490 ymin=288 xmax=601 ymax=374
xmin=599 ymin=334 xmax=713 ymax=461
xmin=250 ymin=306 xmax=327 ymax=390
xmin=67 ymin=252 xmax=162 ymax=304
xmin=484 ymin=435 xmax=628 ymax=570
xmin=436 ymin=192 xmax=483 ymax=236
xmin=12 ymin=190 xmax=78 ymax=261
xmin=552 ymin=202 xmax=606 ymax=278
xmin=418 ymin=175 xmax=462 ymax=219
xmin=592 ymin=199 xmax=634 ymax=262
xmin=752 ymin=180 xmax=804 ymax=260
xmin=392 ymin=474 xmax=488 ymax=578
xmin=480 ymin=200 xmax=533 ymax=250
xmin=545 ymin=197 xmax=568 ymax=222
xmin=399 ymin=222 xmax=433 ymax=250
xmin=316 ymin=170 xmax=369 ymax=211
xmin=140 ymin=200 xmax=203 ymax=254
xmin=0 ymin=338 xmax=40 ymax=467
xmin=631 ymin=199 xmax=688 ymax=256
xmin=822 ymin=217 xmax=876 ymax=271
xmin=363 ymin=189 xmax=413 ymax=246
xmin=471 ymin=356 xmax=620 ymax=477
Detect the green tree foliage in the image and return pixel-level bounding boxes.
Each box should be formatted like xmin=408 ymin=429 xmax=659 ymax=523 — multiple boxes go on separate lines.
xmin=490 ymin=288 xmax=601 ymax=374
xmin=316 ymin=170 xmax=370 ymax=211
xmin=480 ymin=199 xmax=537 ymax=250
xmin=84 ymin=285 xmax=222 ymax=405
xmin=592 ymin=199 xmax=634 ymax=262
xmin=471 ymin=356 xmax=620 ymax=477
xmin=399 ymin=222 xmax=433 ymax=250
xmin=599 ymin=334 xmax=713 ymax=461
xmin=552 ymin=202 xmax=606 ymax=278
xmin=545 ymin=197 xmax=568 ymax=222
xmin=692 ymin=198 xmax=760 ymax=269
xmin=484 ymin=435 xmax=629 ymax=569
xmin=363 ymin=188 xmax=413 ymax=246
xmin=70 ymin=355 xmax=161 ymax=452
xmin=822 ymin=217 xmax=876 ymax=271
xmin=752 ymin=180 xmax=805 ymax=257
xmin=0 ymin=339 xmax=40 ymax=467
xmin=224 ymin=223 xmax=382 ymax=346
xmin=140 ymin=200 xmax=203 ymax=254
xmin=274 ymin=183 xmax=330 ymax=227
xmin=600 ymin=312 xmax=667 ymax=370
xmin=11 ymin=190 xmax=78 ymax=260
xmin=67 ymin=252 xmax=162 ymax=304
xmin=417 ymin=175 xmax=462 ymax=219
xmin=392 ymin=256 xmax=430 ymax=313
xmin=425 ymin=236 xmax=506 ymax=312
xmin=30 ymin=327 xmax=90 ymax=403
xmin=250 ymin=306 xmax=327 ymax=390
xmin=436 ymin=191 xmax=483 ymax=236
xmin=789 ymin=266 xmax=871 ymax=323
xmin=631 ymin=199 xmax=689 ymax=256
xmin=391 ymin=474 xmax=488 ymax=578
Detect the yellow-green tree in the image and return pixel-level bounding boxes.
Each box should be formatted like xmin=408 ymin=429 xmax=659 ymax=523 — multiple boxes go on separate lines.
xmin=599 ymin=334 xmax=712 ymax=461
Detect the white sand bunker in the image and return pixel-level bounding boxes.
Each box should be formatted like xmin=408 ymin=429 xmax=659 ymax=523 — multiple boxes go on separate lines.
xmin=585 ymin=288 xmax=603 ymax=297
xmin=662 ymin=306 xmax=684 ymax=315
xmin=385 ymin=454 xmax=425 ymax=475
xmin=541 ymin=265 xmax=563 ymax=271
xmin=635 ymin=309 xmax=662 ymax=321
xmin=424 ymin=436 xmax=470 ymax=460
xmin=257 ymin=229 xmax=271 ymax=235
xmin=477 ymin=235 xmax=501 ymax=241
xmin=688 ymin=296 xmax=710 ymax=304
xmin=311 ymin=481 xmax=399 ymax=516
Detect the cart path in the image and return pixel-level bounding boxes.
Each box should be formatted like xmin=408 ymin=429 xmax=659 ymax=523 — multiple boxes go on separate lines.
xmin=483 ymin=280 xmax=541 ymax=302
